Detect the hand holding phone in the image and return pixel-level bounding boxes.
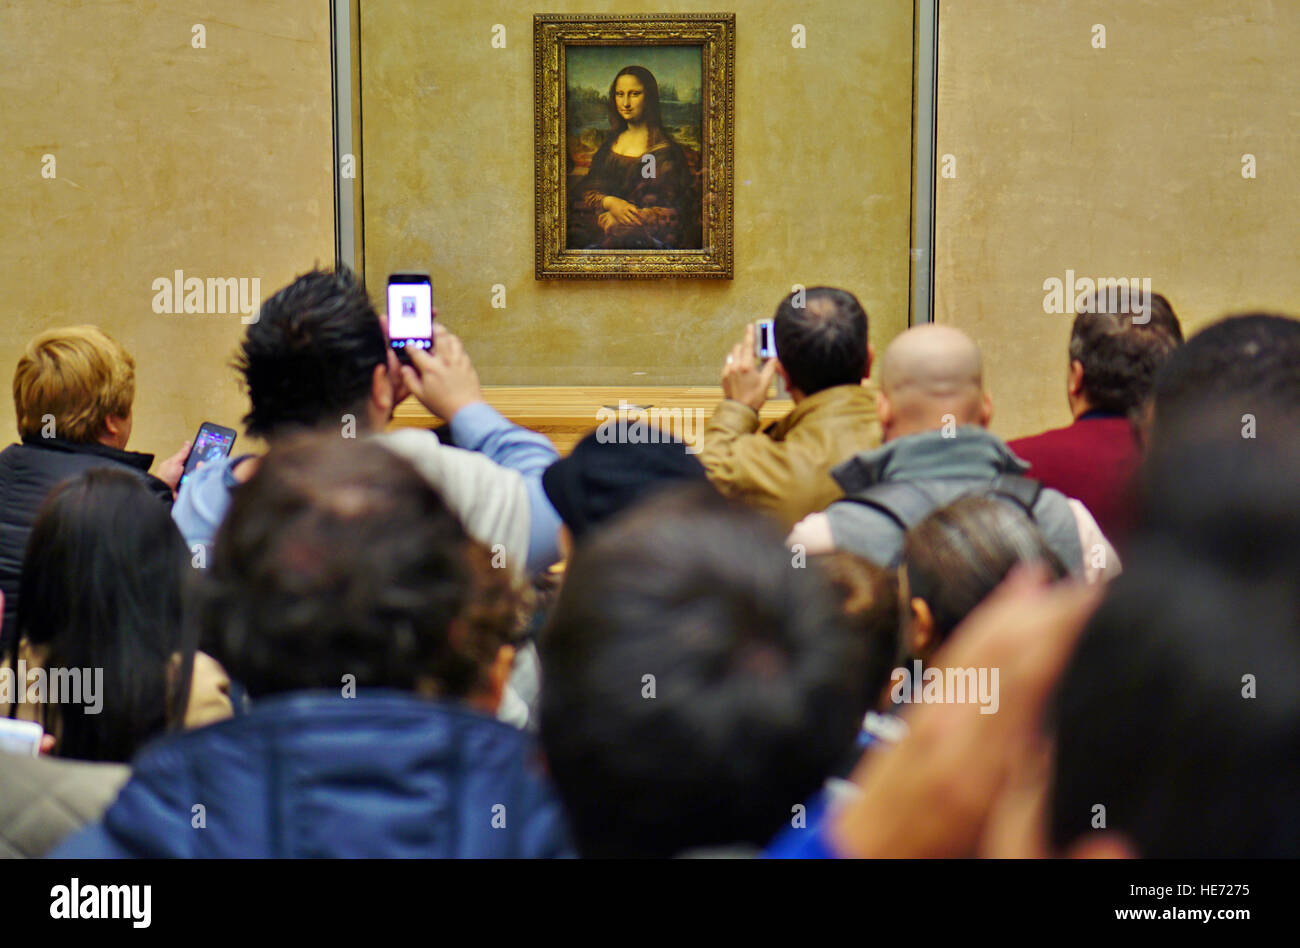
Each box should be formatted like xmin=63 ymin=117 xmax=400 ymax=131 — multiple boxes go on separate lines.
xmin=398 ymin=325 xmax=484 ymax=422
xmin=387 ymin=273 xmax=435 ymax=365
xmin=755 ymin=319 xmax=777 ymax=361
xmin=722 ymin=323 xmax=779 ymax=412
xmin=179 ymin=423 xmax=238 ymax=487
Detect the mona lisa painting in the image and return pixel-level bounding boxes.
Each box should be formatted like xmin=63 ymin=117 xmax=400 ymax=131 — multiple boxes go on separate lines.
xmin=534 ymin=14 xmax=735 ymax=279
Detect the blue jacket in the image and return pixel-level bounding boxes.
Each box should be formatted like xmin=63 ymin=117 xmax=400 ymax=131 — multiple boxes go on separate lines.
xmin=53 ymin=691 xmax=574 ymax=858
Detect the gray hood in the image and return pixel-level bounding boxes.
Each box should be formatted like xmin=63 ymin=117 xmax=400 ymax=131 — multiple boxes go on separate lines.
xmin=832 ymin=426 xmax=1029 ymax=496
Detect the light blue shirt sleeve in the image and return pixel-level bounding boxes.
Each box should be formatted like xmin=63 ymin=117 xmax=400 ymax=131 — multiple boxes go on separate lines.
xmin=171 ymin=455 xmax=241 ymax=557
xmin=448 ymin=402 xmax=563 ymax=573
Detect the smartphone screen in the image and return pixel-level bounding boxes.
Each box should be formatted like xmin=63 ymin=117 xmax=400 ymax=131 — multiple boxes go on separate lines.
xmin=757 ymin=320 xmax=776 ymax=359
xmin=387 ymin=274 xmax=434 ymax=359
xmin=0 ymin=718 xmax=44 ymax=757
xmin=180 ymin=423 xmax=238 ymax=487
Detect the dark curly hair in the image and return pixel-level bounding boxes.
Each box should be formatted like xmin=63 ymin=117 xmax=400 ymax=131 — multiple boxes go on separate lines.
xmin=234 ymin=266 xmax=387 ymax=439
xmin=1068 ymin=293 xmax=1181 ymax=415
xmin=538 ymin=484 xmax=870 ymax=857
xmin=197 ymin=435 xmax=490 ymax=700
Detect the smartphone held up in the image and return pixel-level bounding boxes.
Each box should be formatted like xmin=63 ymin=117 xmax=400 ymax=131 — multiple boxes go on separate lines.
xmin=387 ymin=273 xmax=435 ymax=364
xmin=179 ymin=422 xmax=237 ymax=487
xmin=755 ymin=319 xmax=776 ymax=361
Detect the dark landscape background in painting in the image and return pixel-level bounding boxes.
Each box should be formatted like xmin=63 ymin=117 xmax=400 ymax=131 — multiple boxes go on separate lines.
xmin=564 ymin=44 xmax=703 ymax=181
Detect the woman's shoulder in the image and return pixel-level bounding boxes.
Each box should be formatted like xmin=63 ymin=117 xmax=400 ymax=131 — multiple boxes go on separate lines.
xmin=647 ymin=132 xmax=687 ymax=159
xmin=646 ymin=126 xmax=675 ymax=149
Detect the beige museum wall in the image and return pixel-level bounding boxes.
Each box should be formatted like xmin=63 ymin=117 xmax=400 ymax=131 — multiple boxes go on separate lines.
xmin=934 ymin=0 xmax=1300 ymax=442
xmin=359 ymin=0 xmax=916 ymax=385
xmin=0 ymin=1 xmax=335 ymax=464
xmin=8 ymin=1 xmax=1295 ymax=460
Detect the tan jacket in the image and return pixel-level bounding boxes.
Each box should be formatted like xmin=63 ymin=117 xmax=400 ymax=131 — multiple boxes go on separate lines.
xmin=700 ymin=383 xmax=882 ymax=528
xmin=0 ymin=753 xmax=128 ymax=858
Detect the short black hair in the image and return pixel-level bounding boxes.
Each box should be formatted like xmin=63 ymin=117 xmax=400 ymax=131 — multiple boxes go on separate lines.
xmin=12 ymin=468 xmax=194 ymax=763
xmin=1051 ymin=432 xmax=1300 ymax=856
xmin=1136 ymin=404 xmax=1300 ymax=574
xmin=1068 ymin=293 xmax=1181 ymax=415
xmin=199 ymin=436 xmax=482 ymax=699
xmin=773 ymin=286 xmax=869 ymax=396
xmin=235 ymin=266 xmax=388 ymax=439
xmin=538 ymin=484 xmax=870 ymax=857
xmin=1150 ymin=312 xmax=1300 ymax=444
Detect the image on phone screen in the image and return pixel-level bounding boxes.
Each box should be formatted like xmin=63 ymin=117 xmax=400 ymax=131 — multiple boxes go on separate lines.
xmin=180 ymin=424 xmax=237 ymax=487
xmin=387 ymin=281 xmax=433 ymax=351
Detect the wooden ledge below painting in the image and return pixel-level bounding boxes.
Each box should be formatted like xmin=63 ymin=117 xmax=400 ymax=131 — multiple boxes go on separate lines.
xmin=389 ymin=387 xmax=793 ymax=456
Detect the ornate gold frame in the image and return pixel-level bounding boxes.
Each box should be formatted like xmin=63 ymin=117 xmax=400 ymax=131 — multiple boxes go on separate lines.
xmin=534 ymin=13 xmax=735 ymax=279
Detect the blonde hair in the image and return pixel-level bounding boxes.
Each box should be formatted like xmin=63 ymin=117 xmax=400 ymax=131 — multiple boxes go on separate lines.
xmin=13 ymin=326 xmax=135 ymax=443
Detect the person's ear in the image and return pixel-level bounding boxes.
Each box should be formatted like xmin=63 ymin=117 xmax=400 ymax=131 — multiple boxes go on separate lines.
xmin=773 ymin=359 xmax=791 ymax=389
xmin=370 ymin=363 xmax=394 ymax=424
xmin=909 ymin=597 xmax=935 ymax=658
xmin=1067 ymin=360 xmax=1085 ymax=399
xmin=978 ymin=390 xmax=994 ymax=428
xmin=102 ymin=413 xmax=127 ymax=447
xmin=877 ymin=390 xmax=893 ymax=430
xmin=1065 ymin=831 xmax=1137 ymax=859
xmin=863 ymin=343 xmax=875 ymax=382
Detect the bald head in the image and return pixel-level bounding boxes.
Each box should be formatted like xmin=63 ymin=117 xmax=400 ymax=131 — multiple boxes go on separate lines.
xmin=878 ymin=325 xmax=990 ymax=440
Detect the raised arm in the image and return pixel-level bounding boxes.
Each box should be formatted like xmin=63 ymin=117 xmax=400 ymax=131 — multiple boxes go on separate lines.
xmin=400 ymin=327 xmax=562 ymax=572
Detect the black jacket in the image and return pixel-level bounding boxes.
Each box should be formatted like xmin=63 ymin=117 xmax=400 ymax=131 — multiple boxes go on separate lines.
xmin=0 ymin=438 xmax=171 ymax=650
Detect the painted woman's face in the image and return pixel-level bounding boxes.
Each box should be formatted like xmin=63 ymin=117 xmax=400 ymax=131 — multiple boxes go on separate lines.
xmin=614 ymin=74 xmax=646 ymax=123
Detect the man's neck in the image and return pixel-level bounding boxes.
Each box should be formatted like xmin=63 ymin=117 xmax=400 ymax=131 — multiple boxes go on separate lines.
xmin=1068 ymin=393 xmax=1093 ymax=420
xmin=883 ymin=420 xmax=986 ymax=443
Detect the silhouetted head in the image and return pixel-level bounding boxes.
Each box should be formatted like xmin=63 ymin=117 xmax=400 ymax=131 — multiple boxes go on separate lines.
xmin=539 ymin=485 xmax=870 ymax=857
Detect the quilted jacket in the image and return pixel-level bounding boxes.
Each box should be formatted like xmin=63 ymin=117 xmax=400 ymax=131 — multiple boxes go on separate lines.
xmin=0 ymin=753 xmax=129 ymax=858
xmin=53 ymin=690 xmax=574 ymax=858
xmin=0 ymin=437 xmax=170 ymax=650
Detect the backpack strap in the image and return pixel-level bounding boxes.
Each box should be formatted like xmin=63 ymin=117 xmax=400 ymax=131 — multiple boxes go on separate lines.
xmin=837 ymin=480 xmax=942 ymax=533
xmin=985 ymin=473 xmax=1043 ymax=517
